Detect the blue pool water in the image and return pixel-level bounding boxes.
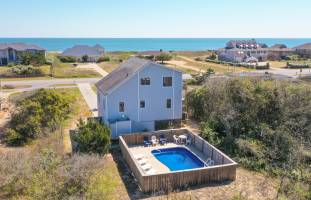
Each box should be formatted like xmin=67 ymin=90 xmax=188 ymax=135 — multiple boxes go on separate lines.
xmin=151 ymin=147 xmax=205 ymax=171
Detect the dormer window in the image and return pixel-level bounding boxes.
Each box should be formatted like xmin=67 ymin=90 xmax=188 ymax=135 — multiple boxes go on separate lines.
xmin=140 ymin=77 xmax=150 ymax=85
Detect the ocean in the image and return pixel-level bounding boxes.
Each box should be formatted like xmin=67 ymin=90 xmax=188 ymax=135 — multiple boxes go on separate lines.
xmin=0 ymin=38 xmax=311 ymax=52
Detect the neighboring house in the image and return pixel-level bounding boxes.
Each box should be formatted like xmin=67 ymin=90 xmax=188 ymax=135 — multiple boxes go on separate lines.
xmin=267 ymin=44 xmax=295 ymax=60
xmin=218 ymin=39 xmax=268 ymax=63
xmin=0 ymin=43 xmax=45 ymax=66
xmin=294 ymin=43 xmax=311 ymax=58
xmin=96 ymin=57 xmax=182 ymax=139
xmin=62 ymin=44 xmax=105 ymax=62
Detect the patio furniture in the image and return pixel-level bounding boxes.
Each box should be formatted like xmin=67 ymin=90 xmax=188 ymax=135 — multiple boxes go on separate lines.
xmin=159 ymin=134 xmax=167 ymax=145
xmin=178 ymin=135 xmax=187 ymax=144
xmin=138 ymin=158 xmax=148 ymax=165
xmin=141 ymin=164 xmax=152 ymax=171
xmin=186 ymin=135 xmax=192 ymax=145
xmin=173 ymin=135 xmax=179 ymax=144
xmin=206 ymin=158 xmax=215 ymax=166
xmin=144 ymin=136 xmax=151 ymax=147
xmin=146 ymin=168 xmax=158 ymax=175
xmin=134 ymin=154 xmax=144 ymax=160
xmin=151 ymin=135 xmax=158 ymax=146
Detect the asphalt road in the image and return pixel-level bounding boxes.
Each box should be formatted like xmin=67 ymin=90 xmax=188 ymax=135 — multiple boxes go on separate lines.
xmin=1 ymin=78 xmax=101 ymax=92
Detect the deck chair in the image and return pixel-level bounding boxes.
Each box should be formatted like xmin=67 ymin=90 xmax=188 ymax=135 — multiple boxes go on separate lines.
xmin=159 ymin=134 xmax=167 ymax=145
xmin=143 ymin=136 xmax=151 ymax=147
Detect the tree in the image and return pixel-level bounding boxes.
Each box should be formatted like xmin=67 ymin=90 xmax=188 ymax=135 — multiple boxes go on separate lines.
xmin=156 ymin=53 xmax=172 ymax=64
xmin=81 ymin=55 xmax=89 ymax=63
xmin=73 ymin=119 xmax=111 ymax=154
xmin=17 ymin=52 xmax=46 ymax=66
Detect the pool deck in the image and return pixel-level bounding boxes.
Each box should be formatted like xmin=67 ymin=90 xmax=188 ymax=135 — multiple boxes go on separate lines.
xmin=128 ymin=143 xmax=210 ymax=174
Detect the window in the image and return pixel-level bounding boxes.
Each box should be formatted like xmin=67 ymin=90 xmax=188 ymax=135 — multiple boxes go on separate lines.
xmin=140 ymin=100 xmax=145 ymax=108
xmin=166 ymin=99 xmax=172 ymax=108
xmin=140 ymin=77 xmax=150 ymax=85
xmin=163 ymin=77 xmax=172 ymax=87
xmin=119 ymin=102 xmax=125 ymax=112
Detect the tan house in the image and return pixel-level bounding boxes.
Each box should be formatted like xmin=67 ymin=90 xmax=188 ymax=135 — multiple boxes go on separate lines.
xmin=267 ymin=44 xmax=295 ymax=60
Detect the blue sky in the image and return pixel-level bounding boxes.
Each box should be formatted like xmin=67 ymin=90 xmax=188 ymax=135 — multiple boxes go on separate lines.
xmin=1 ymin=0 xmax=310 ymax=38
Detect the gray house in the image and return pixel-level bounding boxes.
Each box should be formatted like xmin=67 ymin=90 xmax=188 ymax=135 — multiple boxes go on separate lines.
xmin=62 ymin=44 xmax=104 ymax=62
xmin=0 ymin=43 xmax=45 ymax=66
xmin=96 ymin=57 xmax=183 ymax=139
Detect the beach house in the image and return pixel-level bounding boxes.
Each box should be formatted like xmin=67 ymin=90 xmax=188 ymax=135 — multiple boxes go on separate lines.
xmin=0 ymin=43 xmax=45 ymax=66
xmin=294 ymin=43 xmax=311 ymax=58
xmin=96 ymin=57 xmax=182 ymax=139
xmin=218 ymin=39 xmax=268 ymax=63
xmin=62 ymin=44 xmax=105 ymax=62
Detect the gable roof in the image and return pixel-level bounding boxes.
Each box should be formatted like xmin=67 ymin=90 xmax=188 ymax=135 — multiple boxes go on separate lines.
xmin=96 ymin=57 xmax=181 ymax=94
xmin=62 ymin=44 xmax=104 ymax=57
xmin=294 ymin=43 xmax=311 ymax=50
xmin=0 ymin=43 xmax=45 ymax=51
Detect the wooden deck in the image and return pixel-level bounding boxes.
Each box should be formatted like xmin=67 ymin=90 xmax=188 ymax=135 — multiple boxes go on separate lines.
xmin=119 ymin=128 xmax=237 ymax=193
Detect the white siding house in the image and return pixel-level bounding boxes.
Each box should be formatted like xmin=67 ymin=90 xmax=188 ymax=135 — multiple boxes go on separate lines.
xmin=96 ymin=57 xmax=182 ymax=139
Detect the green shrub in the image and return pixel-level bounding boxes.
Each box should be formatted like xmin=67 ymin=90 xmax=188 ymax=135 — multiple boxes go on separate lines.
xmin=155 ymin=53 xmax=173 ymax=64
xmin=97 ymin=56 xmax=110 ymax=63
xmin=58 ymin=56 xmax=77 ymax=63
xmin=17 ymin=51 xmax=46 ymax=66
xmin=186 ymin=78 xmax=311 ymax=183
xmin=4 ymin=89 xmax=71 ymax=145
xmin=11 ymin=64 xmax=43 ymax=76
xmin=73 ymin=119 xmax=111 ymax=154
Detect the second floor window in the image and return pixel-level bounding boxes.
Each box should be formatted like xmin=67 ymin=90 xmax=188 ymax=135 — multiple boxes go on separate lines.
xmin=119 ymin=102 xmax=125 ymax=112
xmin=163 ymin=77 xmax=172 ymax=87
xmin=140 ymin=77 xmax=150 ymax=85
xmin=166 ymin=99 xmax=172 ymax=108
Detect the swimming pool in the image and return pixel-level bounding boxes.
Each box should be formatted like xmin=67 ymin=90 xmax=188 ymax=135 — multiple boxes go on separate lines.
xmin=151 ymin=147 xmax=205 ymax=171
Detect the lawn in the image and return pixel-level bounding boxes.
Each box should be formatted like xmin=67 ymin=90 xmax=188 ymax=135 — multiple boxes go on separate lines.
xmin=170 ymin=56 xmax=252 ymax=73
xmin=269 ymin=60 xmax=311 ymax=68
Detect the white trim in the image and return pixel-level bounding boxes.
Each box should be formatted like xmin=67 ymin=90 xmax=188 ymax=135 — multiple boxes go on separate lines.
xmin=137 ymin=71 xmax=140 ymax=122
xmin=173 ymin=70 xmax=175 ymax=119
xmin=105 ymin=95 xmax=108 ymax=122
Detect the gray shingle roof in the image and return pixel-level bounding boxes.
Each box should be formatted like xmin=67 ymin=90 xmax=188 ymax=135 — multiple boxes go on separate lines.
xmin=96 ymin=57 xmax=149 ymax=94
xmin=294 ymin=43 xmax=311 ymax=50
xmin=0 ymin=43 xmax=45 ymax=51
xmin=62 ymin=44 xmax=104 ymax=57
xmin=96 ymin=57 xmax=181 ymax=94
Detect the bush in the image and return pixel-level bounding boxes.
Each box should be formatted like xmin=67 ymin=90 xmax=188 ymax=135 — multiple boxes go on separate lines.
xmin=58 ymin=56 xmax=77 ymax=63
xmin=186 ymin=78 xmax=311 ymax=183
xmin=73 ymin=119 xmax=111 ymax=154
xmin=17 ymin=51 xmax=46 ymax=66
xmin=11 ymin=64 xmax=43 ymax=76
xmin=155 ymin=53 xmax=173 ymax=64
xmin=97 ymin=56 xmax=110 ymax=63
xmin=4 ymin=89 xmax=71 ymax=145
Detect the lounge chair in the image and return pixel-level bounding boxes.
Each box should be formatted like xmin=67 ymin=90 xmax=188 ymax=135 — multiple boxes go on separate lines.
xmin=138 ymin=158 xmax=148 ymax=165
xmin=173 ymin=135 xmax=179 ymax=144
xmin=146 ymin=168 xmax=158 ymax=175
xmin=134 ymin=154 xmax=144 ymax=160
xmin=186 ymin=135 xmax=192 ymax=145
xmin=141 ymin=164 xmax=152 ymax=171
xmin=143 ymin=136 xmax=151 ymax=147
xmin=159 ymin=134 xmax=167 ymax=145
xmin=151 ymin=135 xmax=158 ymax=146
